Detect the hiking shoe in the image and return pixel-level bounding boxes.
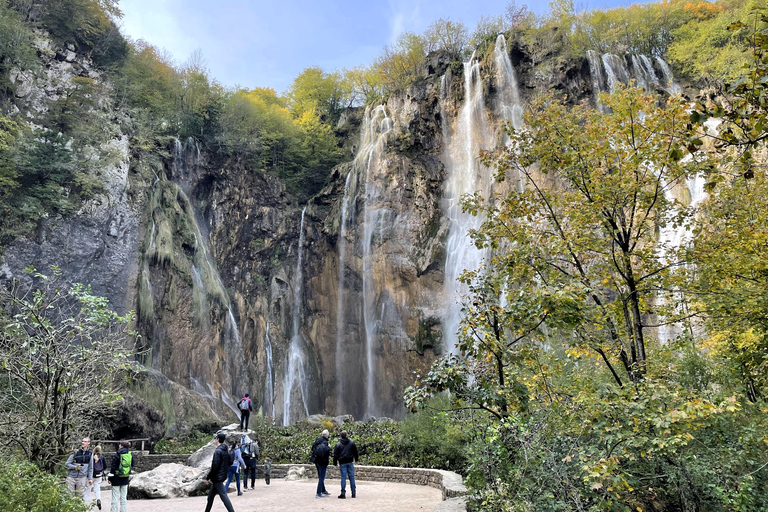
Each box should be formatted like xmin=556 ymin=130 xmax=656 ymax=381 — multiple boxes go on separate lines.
xmin=96 ymin=500 xmax=101 ymax=510
xmin=338 ymin=494 xmax=346 ymax=499
xmin=322 ymin=491 xmax=330 ymax=496
xmin=352 ymin=493 xmax=356 ymax=498
xmin=315 ymin=494 xmax=324 ymax=498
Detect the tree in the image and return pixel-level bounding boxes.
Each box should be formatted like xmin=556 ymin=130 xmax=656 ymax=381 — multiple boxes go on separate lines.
xmin=0 ymin=266 xmax=138 ymax=472
xmin=286 ymin=67 xmax=351 ymax=125
xmin=423 ymin=18 xmax=468 ymax=60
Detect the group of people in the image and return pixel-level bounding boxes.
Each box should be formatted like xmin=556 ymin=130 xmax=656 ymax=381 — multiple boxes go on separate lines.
xmin=204 ymin=432 xmax=272 ymax=512
xmin=311 ymin=429 xmax=360 ymax=499
xmin=65 ymin=437 xmax=134 ymax=512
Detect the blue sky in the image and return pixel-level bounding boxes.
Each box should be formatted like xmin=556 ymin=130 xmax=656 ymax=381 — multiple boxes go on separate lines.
xmin=118 ymin=0 xmax=643 ymax=94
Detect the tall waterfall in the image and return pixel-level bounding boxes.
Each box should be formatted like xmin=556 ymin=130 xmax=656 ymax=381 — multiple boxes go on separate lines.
xmin=264 ymin=322 xmax=275 ymax=421
xmin=360 ymin=106 xmax=394 ymax=418
xmin=336 ymin=170 xmax=353 ymax=413
xmin=588 ymin=53 xmax=681 ymax=96
xmin=586 ymin=50 xmax=607 ymax=112
xmin=441 ymin=54 xmax=494 ymax=354
xmin=283 ymin=207 xmax=310 ymax=425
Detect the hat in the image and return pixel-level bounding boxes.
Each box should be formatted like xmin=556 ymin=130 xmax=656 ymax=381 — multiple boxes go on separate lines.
xmin=244 ymin=393 xmax=250 ymax=397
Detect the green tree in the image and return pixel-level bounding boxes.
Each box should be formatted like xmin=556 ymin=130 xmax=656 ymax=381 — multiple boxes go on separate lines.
xmin=286 ymin=67 xmax=351 ymax=125
xmin=0 ymin=267 xmax=138 ymax=472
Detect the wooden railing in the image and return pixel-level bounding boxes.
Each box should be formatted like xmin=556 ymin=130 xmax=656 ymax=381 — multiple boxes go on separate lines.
xmin=91 ymin=438 xmax=151 ymax=452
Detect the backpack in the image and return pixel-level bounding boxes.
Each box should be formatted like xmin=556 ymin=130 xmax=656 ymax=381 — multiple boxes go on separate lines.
xmin=93 ymin=456 xmax=105 ymax=473
xmin=314 ymin=442 xmax=330 ymax=459
xmin=115 ymin=452 xmax=132 ymax=477
xmin=239 ymin=397 xmax=250 ymax=411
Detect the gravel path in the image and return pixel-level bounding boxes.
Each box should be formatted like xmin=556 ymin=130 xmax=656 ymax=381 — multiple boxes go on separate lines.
xmin=96 ymin=478 xmax=443 ymax=512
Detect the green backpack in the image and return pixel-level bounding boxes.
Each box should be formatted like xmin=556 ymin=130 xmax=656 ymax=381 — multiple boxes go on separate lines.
xmin=115 ymin=452 xmax=132 ymax=477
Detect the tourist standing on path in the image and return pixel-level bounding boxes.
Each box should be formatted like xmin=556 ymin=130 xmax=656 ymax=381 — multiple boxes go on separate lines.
xmin=237 ymin=393 xmax=252 ymax=430
xmin=91 ymin=444 xmax=106 ymax=510
xmin=204 ymin=433 xmax=235 ymax=512
xmin=240 ymin=435 xmax=259 ymax=491
xmin=333 ymin=430 xmax=359 ymax=499
xmin=311 ymin=429 xmax=331 ymax=498
xmin=108 ymin=440 xmax=133 ymax=512
xmin=263 ymin=457 xmax=272 ymax=486
xmin=225 ymin=441 xmax=246 ymax=495
xmin=65 ymin=436 xmax=93 ymax=498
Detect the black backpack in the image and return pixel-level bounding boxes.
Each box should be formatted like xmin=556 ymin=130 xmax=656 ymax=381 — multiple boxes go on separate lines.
xmin=313 ymin=442 xmax=330 ymax=459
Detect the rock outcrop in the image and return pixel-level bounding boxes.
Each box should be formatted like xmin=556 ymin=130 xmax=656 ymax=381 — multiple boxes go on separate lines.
xmin=128 ymin=463 xmax=208 ymax=499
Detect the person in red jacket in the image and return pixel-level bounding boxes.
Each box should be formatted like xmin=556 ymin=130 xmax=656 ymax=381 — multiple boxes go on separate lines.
xmin=237 ymin=393 xmax=253 ymax=430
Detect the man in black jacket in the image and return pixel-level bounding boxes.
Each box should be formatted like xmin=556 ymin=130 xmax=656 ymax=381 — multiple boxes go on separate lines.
xmin=204 ymin=433 xmax=235 ymax=512
xmin=311 ymin=429 xmax=331 ymax=497
xmin=333 ymin=430 xmax=359 ymax=499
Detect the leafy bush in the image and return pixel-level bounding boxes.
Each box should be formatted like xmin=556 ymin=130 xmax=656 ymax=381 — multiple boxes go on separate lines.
xmin=155 ymin=430 xmax=212 ymax=454
xmin=0 ymin=457 xmax=88 ymax=512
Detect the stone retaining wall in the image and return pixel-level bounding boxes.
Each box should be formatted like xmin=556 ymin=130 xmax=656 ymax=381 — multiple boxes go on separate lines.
xmin=105 ymin=453 xmax=190 ymax=474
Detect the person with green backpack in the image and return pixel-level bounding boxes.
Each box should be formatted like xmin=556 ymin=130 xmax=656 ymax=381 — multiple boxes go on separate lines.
xmin=107 ymin=440 xmax=133 ymax=512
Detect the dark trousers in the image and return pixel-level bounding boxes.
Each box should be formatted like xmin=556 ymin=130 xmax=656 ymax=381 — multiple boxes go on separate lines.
xmin=204 ymin=481 xmax=234 ymax=512
xmin=315 ymin=463 xmax=328 ymax=495
xmin=239 ymin=410 xmax=250 ymax=430
xmin=265 ymin=473 xmax=270 ymax=485
xmin=243 ymin=458 xmax=257 ymax=488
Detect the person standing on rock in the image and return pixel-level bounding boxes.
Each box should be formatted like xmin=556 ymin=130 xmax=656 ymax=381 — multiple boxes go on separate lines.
xmin=204 ymin=432 xmax=235 ymax=512
xmin=311 ymin=429 xmax=331 ymax=498
xmin=65 ymin=436 xmax=93 ymax=499
xmin=108 ymin=440 xmax=133 ymax=512
xmin=237 ymin=393 xmax=252 ymax=430
xmin=333 ymin=430 xmax=359 ymax=499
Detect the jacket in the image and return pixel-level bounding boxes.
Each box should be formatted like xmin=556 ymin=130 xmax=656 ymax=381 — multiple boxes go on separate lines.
xmin=109 ymin=447 xmax=133 ymax=487
xmin=65 ymin=448 xmax=93 ymax=479
xmin=92 ymin=453 xmax=107 ymax=477
xmin=333 ymin=437 xmax=359 ymax=465
xmin=229 ymin=446 xmax=245 ymax=471
xmin=237 ymin=397 xmax=253 ymax=412
xmin=311 ymin=436 xmax=331 ymax=466
xmin=207 ymin=443 xmax=232 ymax=482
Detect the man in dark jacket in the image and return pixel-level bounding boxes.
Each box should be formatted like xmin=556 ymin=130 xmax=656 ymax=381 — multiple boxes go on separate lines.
xmin=204 ymin=432 xmax=235 ymax=512
xmin=333 ymin=430 xmax=359 ymax=499
xmin=311 ymin=429 xmax=331 ymax=497
xmin=107 ymin=440 xmax=133 ymax=512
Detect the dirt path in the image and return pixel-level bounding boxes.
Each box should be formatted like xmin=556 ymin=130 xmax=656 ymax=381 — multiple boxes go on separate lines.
xmin=96 ymin=478 xmax=443 ymax=511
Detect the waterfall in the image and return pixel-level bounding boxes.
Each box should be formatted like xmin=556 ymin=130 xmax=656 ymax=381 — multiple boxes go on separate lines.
xmin=586 ymin=50 xmax=607 ymax=112
xmin=283 ymin=208 xmax=310 ymax=425
xmin=655 ymin=57 xmax=682 ymax=94
xmin=360 ymin=105 xmax=394 ymax=418
xmin=493 ymin=34 xmax=524 ymax=131
xmin=601 ymin=54 xmax=631 ymax=93
xmin=441 ymin=54 xmax=494 ymax=354
xmin=335 ymin=170 xmax=353 ymax=413
xmin=265 ymin=322 xmax=275 ymax=421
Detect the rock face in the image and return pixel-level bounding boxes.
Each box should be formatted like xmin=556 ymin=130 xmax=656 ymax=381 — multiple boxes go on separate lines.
xmin=1 ymin=30 xmax=686 ymax=429
xmin=128 ymin=463 xmax=208 ymax=499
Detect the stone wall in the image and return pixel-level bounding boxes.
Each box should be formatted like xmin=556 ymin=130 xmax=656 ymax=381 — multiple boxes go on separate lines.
xmin=105 ymin=453 xmax=190 ymax=474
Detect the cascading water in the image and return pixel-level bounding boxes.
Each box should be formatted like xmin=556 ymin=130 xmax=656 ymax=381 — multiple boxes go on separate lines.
xmin=335 ymin=170 xmax=353 ymax=412
xmin=586 ymin=50 xmax=607 ymax=113
xmin=493 ymin=34 xmax=524 ymax=131
xmin=265 ymin=322 xmax=275 ymax=421
xmin=588 ymin=52 xmax=681 ymax=97
xmin=283 ymin=208 xmax=311 ymax=425
xmin=655 ymin=57 xmax=682 ymax=94
xmin=441 ymin=54 xmax=494 ymax=354
xmin=359 ymin=106 xmax=394 ymax=418
xmin=601 ymin=54 xmax=631 ymax=93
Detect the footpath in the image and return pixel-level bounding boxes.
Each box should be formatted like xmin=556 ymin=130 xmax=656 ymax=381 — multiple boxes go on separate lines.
xmin=98 ymin=478 xmax=443 ymax=511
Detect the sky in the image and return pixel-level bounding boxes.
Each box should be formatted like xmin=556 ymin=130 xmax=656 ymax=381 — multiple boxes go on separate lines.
xmin=118 ymin=0 xmax=645 ymax=94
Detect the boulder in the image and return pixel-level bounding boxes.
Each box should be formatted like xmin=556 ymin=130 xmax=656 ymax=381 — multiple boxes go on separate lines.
xmin=285 ymin=466 xmax=311 ymax=481
xmin=186 ymin=424 xmax=256 ymax=468
xmin=332 ymin=415 xmax=354 ymax=427
xmin=128 ymin=463 xmax=208 ymax=499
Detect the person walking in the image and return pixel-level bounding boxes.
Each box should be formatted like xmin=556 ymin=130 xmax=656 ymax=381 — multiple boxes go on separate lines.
xmin=65 ymin=437 xmax=93 ymax=499
xmin=236 ymin=393 xmax=252 ymax=430
xmin=91 ymin=444 xmax=106 ymax=510
xmin=225 ymin=441 xmax=246 ymax=496
xmin=107 ymin=440 xmax=133 ymax=512
xmin=333 ymin=430 xmax=359 ymax=499
xmin=240 ymin=435 xmax=259 ymax=492
xmin=311 ymin=429 xmax=331 ymax=498
xmin=204 ymin=433 xmax=235 ymax=512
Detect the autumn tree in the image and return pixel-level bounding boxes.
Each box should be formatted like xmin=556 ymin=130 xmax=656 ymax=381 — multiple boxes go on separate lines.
xmin=0 ymin=267 xmax=138 ymax=472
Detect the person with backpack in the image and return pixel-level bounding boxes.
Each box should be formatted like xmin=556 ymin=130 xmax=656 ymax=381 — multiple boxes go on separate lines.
xmin=108 ymin=440 xmax=133 ymax=512
xmin=204 ymin=432 xmax=235 ymax=512
xmin=333 ymin=430 xmax=359 ymax=499
xmin=236 ymin=393 xmax=252 ymax=430
xmin=91 ymin=444 xmax=106 ymax=510
xmin=224 ymin=440 xmax=246 ymax=496
xmin=311 ymin=429 xmax=331 ymax=498
xmin=65 ymin=436 xmax=93 ymax=498
xmin=240 ymin=435 xmax=259 ymax=492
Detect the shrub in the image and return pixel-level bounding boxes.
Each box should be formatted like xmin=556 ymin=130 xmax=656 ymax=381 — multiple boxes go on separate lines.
xmin=0 ymin=457 xmax=88 ymax=512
